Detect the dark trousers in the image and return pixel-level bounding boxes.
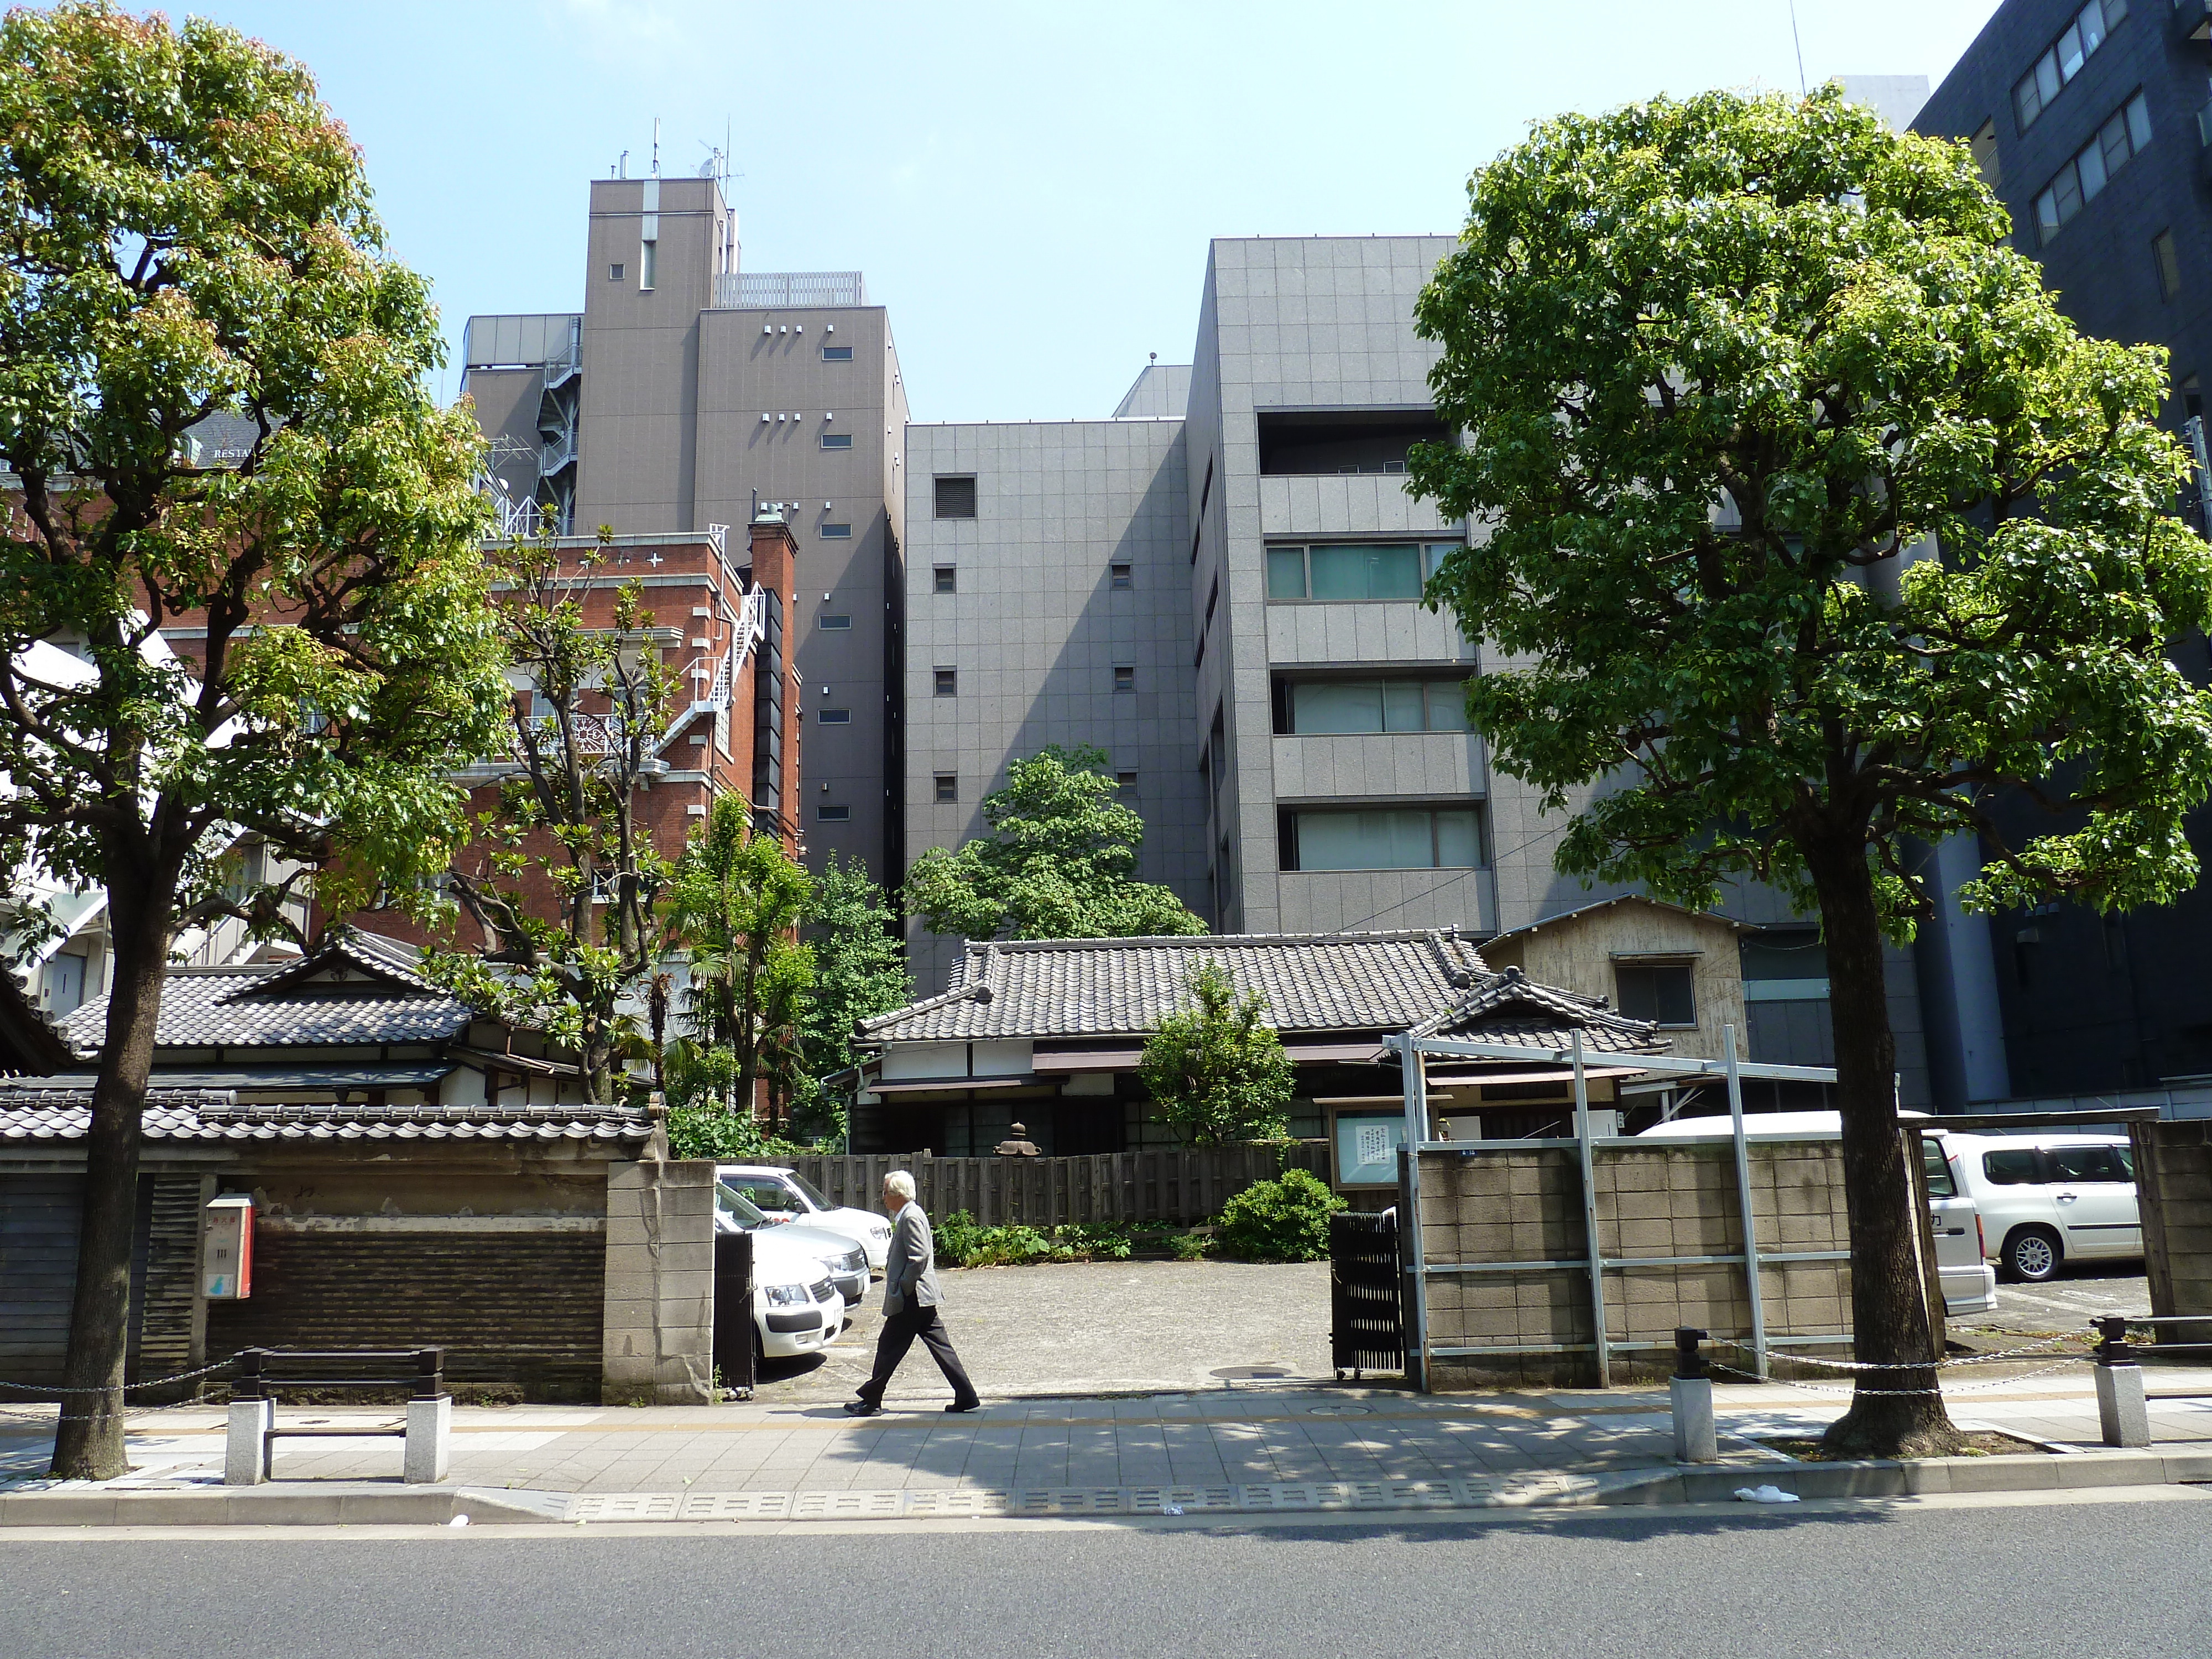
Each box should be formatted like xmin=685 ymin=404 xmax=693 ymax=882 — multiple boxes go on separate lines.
xmin=856 ymin=1303 xmax=976 ymax=1407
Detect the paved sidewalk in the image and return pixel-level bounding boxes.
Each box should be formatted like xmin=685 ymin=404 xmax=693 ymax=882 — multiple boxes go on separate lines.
xmin=6 ymin=1360 xmax=2209 ymax=1524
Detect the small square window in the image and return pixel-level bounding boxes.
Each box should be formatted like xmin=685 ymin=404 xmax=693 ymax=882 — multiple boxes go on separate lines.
xmin=1116 ymin=770 xmax=1138 ymax=796
xmin=933 ymin=566 xmax=956 ymax=594
xmin=934 ymin=774 xmax=958 ymax=804
xmin=935 ymin=475 xmax=977 ymax=519
xmin=819 ymin=614 xmax=852 ymax=630
xmin=1113 ymin=665 xmax=1135 ymax=693
xmin=820 ymin=432 xmax=853 ymax=450
xmin=609 ymin=262 xmax=625 ymax=282
xmin=1109 ymin=562 xmax=1133 ymax=590
xmin=1615 ymin=959 xmax=1697 ymax=1027
xmin=2155 ymin=229 xmax=2183 ymax=301
xmin=816 ymin=804 xmax=850 ymax=823
xmin=818 ymin=707 xmax=852 ymax=724
xmin=821 ymin=523 xmax=852 ymax=539
xmin=934 ymin=667 xmax=957 ymax=697
xmin=821 ymin=345 xmax=854 ymax=361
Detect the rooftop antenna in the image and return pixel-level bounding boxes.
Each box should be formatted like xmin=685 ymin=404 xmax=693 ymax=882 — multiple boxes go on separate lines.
xmin=1787 ymin=0 xmax=1807 ymax=96
xmin=651 ymin=117 xmax=661 ymax=178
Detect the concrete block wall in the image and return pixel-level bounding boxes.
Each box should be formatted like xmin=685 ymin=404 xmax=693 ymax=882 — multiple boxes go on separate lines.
xmin=2137 ymin=1120 xmax=2212 ymax=1338
xmin=1417 ymin=1138 xmax=1853 ymax=1390
xmin=601 ymin=1157 xmax=717 ymax=1406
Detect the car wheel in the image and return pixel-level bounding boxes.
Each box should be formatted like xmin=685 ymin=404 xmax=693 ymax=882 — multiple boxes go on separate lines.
xmin=2004 ymin=1225 xmax=2062 ymax=1284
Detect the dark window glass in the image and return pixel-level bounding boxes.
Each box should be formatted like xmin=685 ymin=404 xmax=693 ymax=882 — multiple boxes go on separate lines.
xmin=1116 ymin=770 xmax=1138 ymax=797
xmin=1615 ymin=961 xmax=1695 ymax=1027
xmin=821 ymin=345 xmax=854 ymax=361
xmin=933 ymin=566 xmax=956 ymax=594
xmin=819 ymin=614 xmax=851 ymax=630
xmin=1922 ymin=1139 xmax=1958 ymax=1198
xmin=1282 ymin=807 xmax=1481 ymax=872
xmin=1112 ymin=665 xmax=1135 ymax=692
xmin=817 ymin=708 xmax=851 ymax=724
xmin=816 ymin=804 xmax=849 ymax=822
xmin=1110 ymin=562 xmax=1133 ymax=589
xmin=935 ymin=476 xmax=977 ymax=519
xmin=1982 ymin=1148 xmax=2044 ymax=1185
xmin=821 ymin=523 xmax=852 ymax=539
xmin=933 ymin=667 xmax=957 ymax=697
xmin=2047 ymin=1145 xmax=2127 ymax=1182
xmin=819 ymin=432 xmax=853 ymax=450
xmin=1266 ymin=546 xmax=1307 ymax=598
xmin=609 ymin=263 xmax=625 ymax=282
xmin=933 ymin=774 xmax=957 ymax=804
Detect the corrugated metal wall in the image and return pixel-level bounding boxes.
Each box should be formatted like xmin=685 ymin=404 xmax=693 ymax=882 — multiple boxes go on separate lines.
xmin=0 ymin=1173 xmax=81 ymax=1390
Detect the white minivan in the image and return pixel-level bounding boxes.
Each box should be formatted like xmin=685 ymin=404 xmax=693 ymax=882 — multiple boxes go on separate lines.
xmin=1936 ymin=1133 xmax=2141 ymax=1284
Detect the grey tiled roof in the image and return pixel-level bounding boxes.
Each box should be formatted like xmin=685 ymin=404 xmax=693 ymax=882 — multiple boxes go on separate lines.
xmin=0 ymin=1087 xmax=654 ymax=1144
xmin=55 ymin=934 xmax=468 ymax=1057
xmin=857 ymin=931 xmax=1660 ymax=1054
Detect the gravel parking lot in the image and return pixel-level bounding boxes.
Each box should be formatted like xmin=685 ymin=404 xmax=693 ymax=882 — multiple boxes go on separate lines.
xmin=752 ymin=1258 xmax=1335 ymax=1405
xmin=1953 ymin=1267 xmax=2151 ymax=1340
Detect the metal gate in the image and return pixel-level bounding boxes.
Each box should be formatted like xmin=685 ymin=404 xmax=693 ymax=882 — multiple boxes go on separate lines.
xmin=712 ymin=1230 xmax=755 ymax=1400
xmin=1329 ymin=1211 xmax=1404 ymax=1379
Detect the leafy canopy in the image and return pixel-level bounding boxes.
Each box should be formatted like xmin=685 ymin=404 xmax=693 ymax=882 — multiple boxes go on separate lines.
xmin=1139 ymin=962 xmax=1295 ymax=1147
xmin=905 ymin=744 xmax=1206 ymax=941
xmin=1407 ymin=86 xmax=2212 ymax=934
xmin=793 ymin=852 xmax=912 ymax=1144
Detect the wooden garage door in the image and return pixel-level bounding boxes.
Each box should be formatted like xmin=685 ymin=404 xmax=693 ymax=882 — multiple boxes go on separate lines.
xmin=0 ymin=1174 xmax=81 ymax=1390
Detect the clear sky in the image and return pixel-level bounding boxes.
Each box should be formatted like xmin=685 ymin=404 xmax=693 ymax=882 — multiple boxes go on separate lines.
xmin=183 ymin=0 xmax=2003 ymax=423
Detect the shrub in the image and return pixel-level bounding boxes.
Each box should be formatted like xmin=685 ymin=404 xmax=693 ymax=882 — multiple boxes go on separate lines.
xmin=1212 ymin=1168 xmax=1344 ymax=1262
xmin=932 ymin=1213 xmax=1150 ymax=1267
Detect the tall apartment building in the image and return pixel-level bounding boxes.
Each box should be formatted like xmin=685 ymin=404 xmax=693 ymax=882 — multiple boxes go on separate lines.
xmin=1916 ymin=2 xmax=2212 ymax=1099
xmin=461 ymin=174 xmax=910 ymax=887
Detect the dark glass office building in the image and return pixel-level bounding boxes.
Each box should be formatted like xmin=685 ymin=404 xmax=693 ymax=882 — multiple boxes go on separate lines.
xmin=1916 ymin=0 xmax=2212 ymax=1098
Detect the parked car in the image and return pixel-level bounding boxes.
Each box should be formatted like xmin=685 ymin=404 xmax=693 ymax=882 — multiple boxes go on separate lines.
xmin=1937 ymin=1133 xmax=2141 ymax=1284
xmin=713 ymin=1183 xmax=853 ymax=1360
xmin=713 ymin=1181 xmax=869 ymax=1307
xmin=717 ymin=1162 xmax=895 ymax=1273
xmin=1636 ymin=1112 xmax=1998 ymax=1317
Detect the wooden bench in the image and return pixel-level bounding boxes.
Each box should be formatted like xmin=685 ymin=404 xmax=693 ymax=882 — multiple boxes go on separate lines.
xmin=223 ymin=1347 xmax=451 ymax=1485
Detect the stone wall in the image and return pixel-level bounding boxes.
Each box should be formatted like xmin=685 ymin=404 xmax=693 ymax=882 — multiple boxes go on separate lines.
xmin=601 ymin=1157 xmax=717 ymax=1406
xmin=2136 ymin=1120 xmax=2212 ymax=1343
xmin=1415 ymin=1136 xmax=1852 ymax=1389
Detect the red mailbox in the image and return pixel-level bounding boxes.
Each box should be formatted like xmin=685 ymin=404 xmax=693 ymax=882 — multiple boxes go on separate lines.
xmin=202 ymin=1194 xmax=253 ymax=1299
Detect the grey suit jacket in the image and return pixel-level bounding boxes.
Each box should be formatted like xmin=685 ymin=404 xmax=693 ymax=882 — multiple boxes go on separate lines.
xmin=882 ymin=1203 xmax=942 ymax=1316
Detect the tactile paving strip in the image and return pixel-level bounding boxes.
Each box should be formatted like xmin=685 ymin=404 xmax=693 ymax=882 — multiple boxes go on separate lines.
xmin=560 ymin=1473 xmax=1605 ymax=1524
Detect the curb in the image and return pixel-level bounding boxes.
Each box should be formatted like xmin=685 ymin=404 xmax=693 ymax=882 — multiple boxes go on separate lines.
xmin=0 ymin=1483 xmax=567 ymax=1528
xmin=1598 ymin=1448 xmax=2212 ymax=1506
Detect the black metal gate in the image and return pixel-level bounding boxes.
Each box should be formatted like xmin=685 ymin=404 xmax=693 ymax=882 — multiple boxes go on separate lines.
xmin=712 ymin=1230 xmax=755 ymax=1399
xmin=1329 ymin=1211 xmax=1404 ymax=1379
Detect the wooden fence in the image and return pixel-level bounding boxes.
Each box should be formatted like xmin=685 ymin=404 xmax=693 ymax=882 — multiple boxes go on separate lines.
xmin=790 ymin=1142 xmax=1331 ymax=1228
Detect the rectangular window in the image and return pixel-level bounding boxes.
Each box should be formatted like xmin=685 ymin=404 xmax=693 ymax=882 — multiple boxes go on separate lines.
xmin=819 ymin=613 xmax=852 ymax=630
xmin=1266 ymin=546 xmax=1308 ymax=599
xmin=2037 ymin=89 xmax=2151 ymax=244
xmin=1113 ymin=665 xmax=1135 ymax=693
xmin=933 ymin=774 xmax=958 ymax=804
xmin=1266 ymin=541 xmax=1457 ymax=602
xmin=1116 ymin=770 xmax=1139 ymax=797
xmin=816 ymin=804 xmax=850 ymax=823
xmin=1109 ymin=562 xmax=1133 ymax=590
xmin=818 ymin=708 xmax=852 ymax=724
xmin=821 ymin=523 xmax=852 ymax=539
xmin=1279 ymin=805 xmax=1483 ymax=872
xmin=609 ymin=262 xmax=625 ymax=282
xmin=1615 ymin=959 xmax=1697 ymax=1027
xmin=821 ymin=345 xmax=854 ymax=361
xmin=2155 ymin=229 xmax=2183 ymax=300
xmin=2013 ymin=0 xmax=2125 ymax=133
xmin=639 ymin=239 xmax=656 ymax=291
xmin=935 ymin=475 xmax=977 ymax=519
xmin=1982 ymin=1148 xmax=2044 ymax=1185
xmin=933 ymin=667 xmax=957 ymax=697
xmin=1277 ymin=677 xmax=1469 ymax=734
xmin=819 ymin=432 xmax=853 ymax=450
xmin=932 ymin=566 xmax=956 ymax=594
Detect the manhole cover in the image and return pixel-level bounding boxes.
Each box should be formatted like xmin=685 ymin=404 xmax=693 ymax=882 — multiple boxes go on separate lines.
xmin=1209 ymin=1365 xmax=1290 ymax=1380
xmin=1306 ymin=1405 xmax=1372 ymax=1416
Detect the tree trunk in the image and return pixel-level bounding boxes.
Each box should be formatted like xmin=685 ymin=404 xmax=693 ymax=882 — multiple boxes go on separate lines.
xmin=1807 ymin=840 xmax=1962 ymax=1459
xmin=49 ymin=884 xmax=174 ymax=1480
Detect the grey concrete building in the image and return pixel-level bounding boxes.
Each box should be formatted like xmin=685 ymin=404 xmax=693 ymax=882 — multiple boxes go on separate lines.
xmin=461 ymin=174 xmax=910 ymax=886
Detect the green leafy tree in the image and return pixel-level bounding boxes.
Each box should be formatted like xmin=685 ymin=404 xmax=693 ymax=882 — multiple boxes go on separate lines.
xmin=663 ymin=792 xmax=813 ymax=1133
xmin=1140 ymin=963 xmax=1295 ymax=1146
xmin=0 ymin=6 xmax=509 ymax=1478
xmin=420 ymin=530 xmax=678 ymax=1103
xmin=1407 ymin=86 xmax=2212 ymax=1457
xmin=906 ymin=744 xmax=1206 ymax=941
xmin=793 ymin=852 xmax=912 ymax=1145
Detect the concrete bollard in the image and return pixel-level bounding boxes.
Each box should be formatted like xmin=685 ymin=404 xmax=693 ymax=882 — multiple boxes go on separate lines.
xmin=404 ymin=1394 xmax=452 ymax=1483
xmin=1671 ymin=1326 xmax=1719 ymax=1463
xmin=2094 ymin=1316 xmax=2152 ymax=1449
xmin=224 ymin=1397 xmax=272 ymax=1485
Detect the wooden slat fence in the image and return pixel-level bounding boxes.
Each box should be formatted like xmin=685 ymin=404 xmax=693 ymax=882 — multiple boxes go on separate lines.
xmin=792 ymin=1142 xmax=1329 ymax=1228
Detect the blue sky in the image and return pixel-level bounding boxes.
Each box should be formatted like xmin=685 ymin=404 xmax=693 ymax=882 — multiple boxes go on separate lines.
xmin=187 ymin=1 xmax=2002 ymax=422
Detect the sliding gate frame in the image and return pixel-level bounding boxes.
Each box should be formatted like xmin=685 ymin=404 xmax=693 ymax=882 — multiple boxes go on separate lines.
xmin=1392 ymin=1027 xmax=1845 ymax=1391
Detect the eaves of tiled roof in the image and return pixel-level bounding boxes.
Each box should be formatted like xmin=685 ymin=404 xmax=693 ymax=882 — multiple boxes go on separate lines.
xmin=0 ymin=1087 xmax=654 ymax=1145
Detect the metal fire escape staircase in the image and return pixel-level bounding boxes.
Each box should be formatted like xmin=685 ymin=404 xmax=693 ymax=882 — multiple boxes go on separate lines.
xmin=656 ymin=582 xmax=766 ymax=757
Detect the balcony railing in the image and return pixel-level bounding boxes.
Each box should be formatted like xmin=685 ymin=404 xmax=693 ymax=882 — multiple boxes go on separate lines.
xmin=711 ymin=271 xmax=866 ymax=309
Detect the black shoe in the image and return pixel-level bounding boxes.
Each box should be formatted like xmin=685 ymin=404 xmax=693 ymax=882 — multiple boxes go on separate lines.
xmin=844 ymin=1400 xmax=882 ymax=1417
xmin=946 ymin=1399 xmax=982 ymax=1414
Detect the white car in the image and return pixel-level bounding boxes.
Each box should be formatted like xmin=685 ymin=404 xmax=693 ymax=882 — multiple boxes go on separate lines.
xmin=1636 ymin=1112 xmax=1998 ymax=1317
xmin=718 ymin=1162 xmax=895 ymax=1273
xmin=715 ymin=1181 xmax=868 ymax=1321
xmin=1937 ymin=1133 xmax=2141 ymax=1284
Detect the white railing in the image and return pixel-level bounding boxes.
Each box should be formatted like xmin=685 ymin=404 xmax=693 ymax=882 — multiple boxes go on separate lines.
xmin=712 ymin=270 xmax=866 ymax=309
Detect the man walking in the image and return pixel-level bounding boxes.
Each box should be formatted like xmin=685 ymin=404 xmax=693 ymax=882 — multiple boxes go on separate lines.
xmin=846 ymin=1170 xmax=980 ymax=1416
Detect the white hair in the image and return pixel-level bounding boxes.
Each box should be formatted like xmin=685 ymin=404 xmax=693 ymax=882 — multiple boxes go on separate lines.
xmin=883 ymin=1170 xmax=916 ymax=1202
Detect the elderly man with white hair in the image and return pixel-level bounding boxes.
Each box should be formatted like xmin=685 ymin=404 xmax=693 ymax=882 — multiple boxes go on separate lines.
xmin=845 ymin=1169 xmax=980 ymax=1416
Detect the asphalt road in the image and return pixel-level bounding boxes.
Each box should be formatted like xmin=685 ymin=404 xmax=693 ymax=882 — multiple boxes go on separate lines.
xmin=6 ymin=1494 xmax=2207 ymax=1658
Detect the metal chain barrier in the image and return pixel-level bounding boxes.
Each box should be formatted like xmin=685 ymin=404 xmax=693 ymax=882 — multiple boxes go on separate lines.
xmin=1713 ymin=1330 xmax=2091 ymax=1374
xmin=0 ymin=1359 xmax=236 ymax=1431
xmin=1710 ymin=1356 xmax=2089 ymax=1397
